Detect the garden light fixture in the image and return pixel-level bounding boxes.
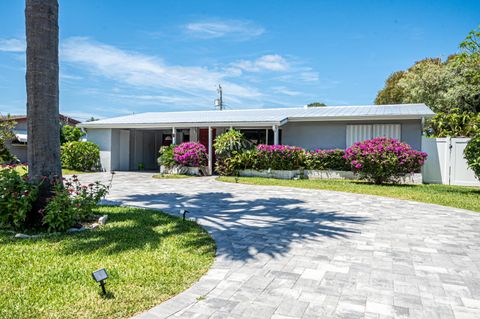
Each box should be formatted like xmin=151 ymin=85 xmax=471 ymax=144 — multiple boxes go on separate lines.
xmin=180 ymin=209 xmax=190 ymax=221
xmin=92 ymin=268 xmax=108 ymax=295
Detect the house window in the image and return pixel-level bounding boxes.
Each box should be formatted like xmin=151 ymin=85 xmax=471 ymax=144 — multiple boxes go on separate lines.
xmin=346 ymin=124 xmax=401 ymax=147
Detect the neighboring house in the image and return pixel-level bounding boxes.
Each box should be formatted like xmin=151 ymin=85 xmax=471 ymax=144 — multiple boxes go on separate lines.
xmin=78 ymin=103 xmax=435 ymax=173
xmin=3 ymin=114 xmax=80 ymax=163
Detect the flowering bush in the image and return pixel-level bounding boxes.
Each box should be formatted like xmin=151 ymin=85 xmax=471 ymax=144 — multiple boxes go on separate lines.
xmin=0 ymin=165 xmax=38 ymax=230
xmin=344 ymin=137 xmax=427 ymax=184
xmin=305 ymin=149 xmax=351 ymax=171
xmin=42 ymin=175 xmax=110 ymax=232
xmin=464 ymin=135 xmax=480 ymax=180
xmin=173 ymin=142 xmax=207 ymax=167
xmin=255 ymin=144 xmax=305 ymax=170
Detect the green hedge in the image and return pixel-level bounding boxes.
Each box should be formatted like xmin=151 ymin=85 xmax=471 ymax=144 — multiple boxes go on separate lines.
xmin=61 ymin=141 xmax=100 ymax=171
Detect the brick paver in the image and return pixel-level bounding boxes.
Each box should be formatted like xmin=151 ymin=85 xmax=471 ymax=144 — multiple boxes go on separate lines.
xmin=79 ymin=172 xmax=480 ymax=319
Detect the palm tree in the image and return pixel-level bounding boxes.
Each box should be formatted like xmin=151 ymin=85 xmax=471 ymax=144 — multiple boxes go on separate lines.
xmin=25 ymin=0 xmax=62 ymax=225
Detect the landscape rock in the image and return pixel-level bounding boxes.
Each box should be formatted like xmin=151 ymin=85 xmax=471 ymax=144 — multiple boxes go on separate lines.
xmin=14 ymin=233 xmax=32 ymax=239
xmin=98 ymin=215 xmax=108 ymax=225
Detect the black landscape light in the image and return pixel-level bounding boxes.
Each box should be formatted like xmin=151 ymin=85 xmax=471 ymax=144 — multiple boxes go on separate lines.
xmin=92 ymin=268 xmax=108 ymax=295
xmin=180 ymin=209 xmax=190 ymax=221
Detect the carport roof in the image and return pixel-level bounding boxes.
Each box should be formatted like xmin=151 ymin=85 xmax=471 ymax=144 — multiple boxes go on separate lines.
xmin=78 ymin=103 xmax=434 ymax=129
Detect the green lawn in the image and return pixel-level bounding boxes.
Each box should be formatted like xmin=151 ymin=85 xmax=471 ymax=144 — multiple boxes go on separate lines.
xmin=7 ymin=165 xmax=93 ymax=176
xmin=218 ymin=176 xmax=480 ymax=212
xmin=152 ymin=173 xmax=197 ymax=179
xmin=0 ymin=206 xmax=215 ymax=319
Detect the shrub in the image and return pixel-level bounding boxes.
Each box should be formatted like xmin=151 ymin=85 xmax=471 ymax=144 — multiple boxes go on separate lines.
xmin=173 ymin=142 xmax=207 ymax=167
xmin=60 ymin=125 xmax=85 ymax=144
xmin=0 ymin=165 xmax=38 ymax=230
xmin=214 ymin=129 xmax=253 ymax=175
xmin=255 ymin=144 xmax=305 ymax=170
xmin=344 ymin=137 xmax=427 ymax=184
xmin=305 ymin=149 xmax=351 ymax=171
xmin=158 ymin=145 xmax=175 ymax=168
xmin=42 ymin=175 xmax=110 ymax=232
xmin=426 ymin=108 xmax=480 ymax=137
xmin=61 ymin=141 xmax=100 ymax=171
xmin=464 ymin=135 xmax=480 ymax=180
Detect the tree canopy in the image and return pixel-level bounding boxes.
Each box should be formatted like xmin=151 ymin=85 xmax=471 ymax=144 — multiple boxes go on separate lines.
xmin=307 ymin=102 xmax=327 ymax=107
xmin=375 ymin=26 xmax=480 ymax=114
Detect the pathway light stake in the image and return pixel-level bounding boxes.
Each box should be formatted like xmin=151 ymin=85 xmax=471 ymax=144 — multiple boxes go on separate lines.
xmin=180 ymin=209 xmax=190 ymax=221
xmin=92 ymin=268 xmax=108 ymax=295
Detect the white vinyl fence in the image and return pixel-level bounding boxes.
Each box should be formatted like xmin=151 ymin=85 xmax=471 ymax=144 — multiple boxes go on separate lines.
xmin=422 ymin=137 xmax=480 ymax=186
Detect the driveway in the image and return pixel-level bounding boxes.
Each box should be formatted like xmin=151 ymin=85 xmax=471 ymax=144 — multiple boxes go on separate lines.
xmin=79 ymin=172 xmax=480 ymax=319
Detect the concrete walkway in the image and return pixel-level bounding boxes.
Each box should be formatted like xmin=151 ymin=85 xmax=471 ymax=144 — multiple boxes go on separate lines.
xmin=79 ymin=172 xmax=480 ymax=319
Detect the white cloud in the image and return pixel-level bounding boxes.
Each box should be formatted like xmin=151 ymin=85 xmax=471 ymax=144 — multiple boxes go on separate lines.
xmin=0 ymin=38 xmax=25 ymax=53
xmin=185 ymin=19 xmax=264 ymax=40
xmin=61 ymin=37 xmax=261 ymax=102
xmin=272 ymin=86 xmax=301 ymax=96
xmin=232 ymin=54 xmax=290 ymax=72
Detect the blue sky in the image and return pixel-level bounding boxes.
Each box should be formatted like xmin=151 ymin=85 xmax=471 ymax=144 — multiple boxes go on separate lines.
xmin=0 ymin=0 xmax=478 ymax=120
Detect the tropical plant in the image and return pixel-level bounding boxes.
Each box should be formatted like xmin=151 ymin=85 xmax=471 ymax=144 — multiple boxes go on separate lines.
xmin=173 ymin=142 xmax=207 ymax=167
xmin=214 ymin=129 xmax=252 ymax=175
xmin=426 ymin=108 xmax=480 ymax=137
xmin=344 ymin=137 xmax=428 ymax=184
xmin=464 ymin=135 xmax=480 ymax=180
xmin=26 ymin=0 xmax=62 ymax=226
xmin=61 ymin=141 xmax=100 ymax=171
xmin=157 ymin=145 xmax=176 ymax=168
xmin=0 ymin=165 xmax=38 ymax=230
xmin=304 ymin=149 xmax=351 ymax=171
xmin=0 ymin=114 xmax=18 ymax=163
xmin=60 ymin=125 xmax=85 ymax=144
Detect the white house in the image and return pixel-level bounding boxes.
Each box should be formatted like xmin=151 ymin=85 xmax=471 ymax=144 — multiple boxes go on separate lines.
xmin=78 ymin=103 xmax=434 ymax=173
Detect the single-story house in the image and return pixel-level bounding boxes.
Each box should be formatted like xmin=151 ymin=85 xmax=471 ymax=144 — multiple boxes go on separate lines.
xmin=78 ymin=103 xmax=435 ymax=173
xmin=3 ymin=114 xmax=80 ymax=163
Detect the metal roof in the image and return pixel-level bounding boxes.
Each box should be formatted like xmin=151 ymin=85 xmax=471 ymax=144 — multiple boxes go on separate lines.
xmin=79 ymin=103 xmax=434 ymax=129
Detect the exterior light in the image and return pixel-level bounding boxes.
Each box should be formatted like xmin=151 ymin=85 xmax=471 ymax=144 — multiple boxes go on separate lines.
xmin=92 ymin=268 xmax=108 ymax=295
xmin=180 ymin=209 xmax=190 ymax=221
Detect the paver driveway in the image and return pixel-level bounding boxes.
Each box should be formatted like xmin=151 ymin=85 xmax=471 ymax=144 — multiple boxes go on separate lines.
xmin=80 ymin=172 xmax=480 ymax=319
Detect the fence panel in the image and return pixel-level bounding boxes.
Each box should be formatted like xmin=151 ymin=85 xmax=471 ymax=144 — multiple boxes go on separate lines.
xmin=421 ymin=137 xmax=480 ymax=186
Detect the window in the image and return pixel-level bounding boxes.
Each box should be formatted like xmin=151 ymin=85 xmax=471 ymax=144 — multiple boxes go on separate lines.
xmin=346 ymin=124 xmax=401 ymax=147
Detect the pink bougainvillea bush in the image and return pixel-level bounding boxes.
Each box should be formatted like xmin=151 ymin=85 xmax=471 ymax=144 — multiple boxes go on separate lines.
xmin=344 ymin=137 xmax=427 ymax=184
xmin=173 ymin=142 xmax=208 ymax=167
xmin=255 ymin=144 xmax=305 ymax=170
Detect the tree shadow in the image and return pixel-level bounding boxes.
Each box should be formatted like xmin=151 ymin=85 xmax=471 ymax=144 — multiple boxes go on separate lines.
xmin=63 ymin=191 xmax=369 ymax=261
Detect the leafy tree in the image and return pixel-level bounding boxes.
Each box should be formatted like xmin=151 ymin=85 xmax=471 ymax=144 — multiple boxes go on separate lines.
xmin=464 ymin=135 xmax=480 ymax=180
xmin=60 ymin=125 xmax=85 ymax=144
xmin=375 ymin=26 xmax=480 ymax=113
xmin=25 ymin=0 xmax=61 ymax=226
xmin=307 ymin=102 xmax=327 ymax=107
xmin=86 ymin=116 xmax=98 ymax=122
xmin=0 ymin=114 xmax=17 ymax=163
xmin=374 ymin=71 xmax=406 ymax=105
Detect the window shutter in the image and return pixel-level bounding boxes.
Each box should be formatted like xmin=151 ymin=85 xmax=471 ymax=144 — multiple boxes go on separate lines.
xmin=373 ymin=124 xmax=401 ymax=140
xmin=346 ymin=125 xmax=372 ymax=147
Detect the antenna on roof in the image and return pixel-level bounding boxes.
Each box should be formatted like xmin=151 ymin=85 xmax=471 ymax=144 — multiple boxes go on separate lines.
xmin=214 ymin=84 xmax=223 ymax=111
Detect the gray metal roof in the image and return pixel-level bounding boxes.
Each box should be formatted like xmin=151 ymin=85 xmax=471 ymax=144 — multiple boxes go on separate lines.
xmin=79 ymin=103 xmax=434 ymax=129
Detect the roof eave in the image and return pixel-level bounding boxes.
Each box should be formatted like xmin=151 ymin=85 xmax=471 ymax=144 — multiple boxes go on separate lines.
xmin=79 ymin=120 xmax=285 ymax=129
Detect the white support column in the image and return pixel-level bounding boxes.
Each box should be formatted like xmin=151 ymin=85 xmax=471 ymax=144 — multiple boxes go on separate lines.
xmin=172 ymin=127 xmax=176 ymax=145
xmin=208 ymin=126 xmax=213 ymax=175
xmin=273 ymin=125 xmax=279 ymax=145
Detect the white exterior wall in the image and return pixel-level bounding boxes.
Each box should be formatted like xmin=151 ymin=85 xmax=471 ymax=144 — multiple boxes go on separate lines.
xmin=86 ymin=128 xmax=112 ymax=171
xmin=422 ymin=137 xmax=480 ymax=186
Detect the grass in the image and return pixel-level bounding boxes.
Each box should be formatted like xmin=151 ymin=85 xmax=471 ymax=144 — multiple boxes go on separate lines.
xmin=6 ymin=165 xmax=93 ymax=176
xmin=152 ymin=173 xmax=197 ymax=179
xmin=218 ymin=176 xmax=480 ymax=212
xmin=0 ymin=206 xmax=215 ymax=319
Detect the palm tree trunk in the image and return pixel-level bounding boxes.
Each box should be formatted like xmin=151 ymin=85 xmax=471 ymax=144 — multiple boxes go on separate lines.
xmin=25 ymin=0 xmax=62 ymax=226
